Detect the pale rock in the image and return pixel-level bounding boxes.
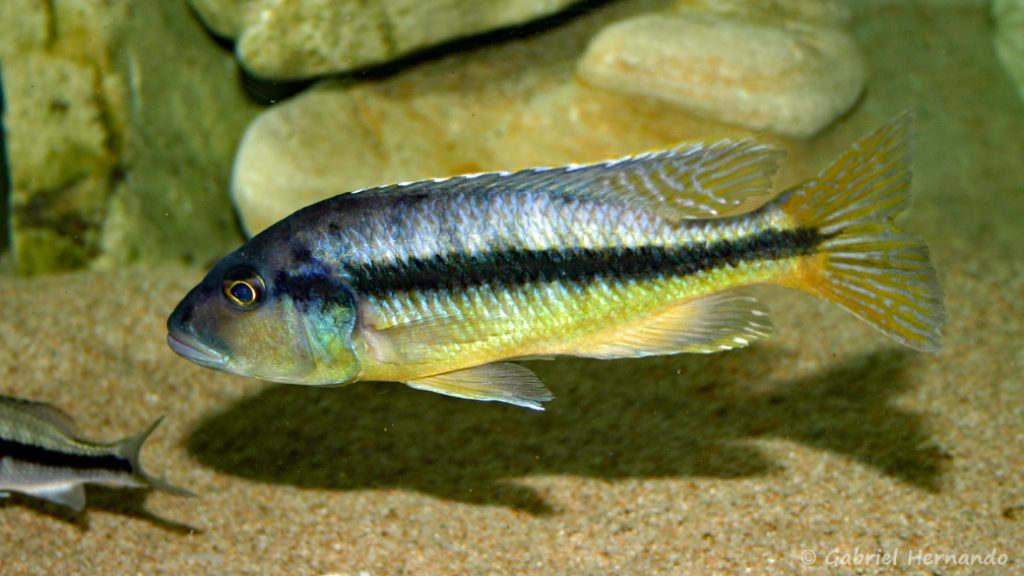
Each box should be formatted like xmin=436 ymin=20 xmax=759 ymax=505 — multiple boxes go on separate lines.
xmin=188 ymin=0 xmax=579 ymax=80
xmin=231 ymin=87 xmax=453 ymax=236
xmin=576 ymin=0 xmax=866 ymax=138
xmin=233 ymin=0 xmax=852 ymax=236
xmin=185 ymin=0 xmax=247 ymax=38
xmin=232 ymin=77 xmax=748 ymax=235
xmin=994 ymin=0 xmax=1024 ymax=103
xmin=674 ymin=0 xmax=851 ymax=24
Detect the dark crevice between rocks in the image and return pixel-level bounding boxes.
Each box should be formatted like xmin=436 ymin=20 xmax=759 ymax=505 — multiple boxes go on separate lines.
xmin=1 ymin=61 xmax=9 ymax=254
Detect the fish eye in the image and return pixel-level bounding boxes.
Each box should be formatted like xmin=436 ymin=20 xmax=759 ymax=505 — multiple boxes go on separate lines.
xmin=223 ymin=268 xmax=265 ymax=309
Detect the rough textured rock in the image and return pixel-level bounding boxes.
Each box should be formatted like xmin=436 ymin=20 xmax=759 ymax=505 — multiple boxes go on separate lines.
xmin=2 ymin=2 xmax=126 ymax=274
xmin=576 ymin=0 xmax=866 ymax=138
xmin=0 ymin=0 xmax=51 ymax=58
xmin=1 ymin=0 xmax=55 ymax=256
xmin=188 ymin=0 xmax=579 ymax=80
xmin=3 ymin=52 xmax=113 ymax=272
xmin=0 ymin=87 xmax=7 ymax=255
xmin=994 ymin=0 xmax=1024 ymax=103
xmin=1 ymin=0 xmax=260 ymax=275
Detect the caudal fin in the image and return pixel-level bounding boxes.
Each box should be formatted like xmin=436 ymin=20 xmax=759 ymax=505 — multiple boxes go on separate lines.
xmin=777 ymin=113 xmax=946 ymax=351
xmin=118 ymin=416 xmax=196 ymax=497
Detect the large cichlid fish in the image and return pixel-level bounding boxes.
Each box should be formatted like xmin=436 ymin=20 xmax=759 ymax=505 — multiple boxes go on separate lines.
xmin=0 ymin=395 xmax=193 ymax=510
xmin=168 ymin=114 xmax=945 ymax=410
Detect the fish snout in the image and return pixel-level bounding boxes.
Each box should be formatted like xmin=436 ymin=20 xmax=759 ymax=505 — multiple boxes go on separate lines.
xmin=166 ymin=330 xmax=229 ymax=370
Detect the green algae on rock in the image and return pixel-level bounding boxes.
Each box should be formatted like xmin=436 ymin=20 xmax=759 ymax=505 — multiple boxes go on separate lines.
xmin=1 ymin=0 xmax=259 ymax=275
xmin=994 ymin=0 xmax=1024 ymax=104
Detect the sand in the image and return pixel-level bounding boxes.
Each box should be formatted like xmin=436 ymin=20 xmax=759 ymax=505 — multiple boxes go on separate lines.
xmin=1 ymin=2 xmax=1023 ymax=574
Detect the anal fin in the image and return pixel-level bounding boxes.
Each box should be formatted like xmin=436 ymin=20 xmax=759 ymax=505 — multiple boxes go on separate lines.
xmin=26 ymin=484 xmax=86 ymax=511
xmin=404 ymin=363 xmax=554 ymax=410
xmin=567 ymin=290 xmax=772 ymax=358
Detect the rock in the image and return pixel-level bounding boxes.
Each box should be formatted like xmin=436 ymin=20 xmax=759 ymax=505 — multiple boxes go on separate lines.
xmin=188 ymin=0 xmax=579 ymax=80
xmin=576 ymin=0 xmax=866 ymax=138
xmin=229 ymin=4 xmax=761 ymax=236
xmin=994 ymin=0 xmax=1024 ymax=103
xmin=232 ymin=87 xmax=454 ymax=236
xmin=1 ymin=0 xmax=260 ymax=275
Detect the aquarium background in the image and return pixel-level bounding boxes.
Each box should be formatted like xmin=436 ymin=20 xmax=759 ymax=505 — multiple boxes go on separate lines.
xmin=1 ymin=0 xmax=1022 ymax=574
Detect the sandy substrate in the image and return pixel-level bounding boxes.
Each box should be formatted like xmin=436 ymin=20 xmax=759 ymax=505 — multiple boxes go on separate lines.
xmin=1 ymin=2 xmax=1023 ymax=575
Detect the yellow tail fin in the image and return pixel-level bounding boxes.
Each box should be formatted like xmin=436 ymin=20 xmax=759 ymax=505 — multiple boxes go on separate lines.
xmin=779 ymin=113 xmax=946 ymax=351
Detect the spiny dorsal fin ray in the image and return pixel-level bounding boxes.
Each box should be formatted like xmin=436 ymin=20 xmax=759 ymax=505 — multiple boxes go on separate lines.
xmin=404 ymin=363 xmax=554 ymax=410
xmin=388 ymin=138 xmax=785 ymax=220
xmin=564 ymin=290 xmax=772 ymax=358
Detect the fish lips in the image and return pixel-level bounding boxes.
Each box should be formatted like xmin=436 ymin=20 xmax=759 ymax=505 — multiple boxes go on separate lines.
xmin=166 ymin=330 xmax=230 ymax=370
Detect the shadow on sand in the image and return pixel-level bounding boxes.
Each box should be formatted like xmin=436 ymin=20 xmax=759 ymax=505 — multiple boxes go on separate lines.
xmin=186 ymin=348 xmax=945 ymax=513
xmin=1 ymin=487 xmax=200 ymax=533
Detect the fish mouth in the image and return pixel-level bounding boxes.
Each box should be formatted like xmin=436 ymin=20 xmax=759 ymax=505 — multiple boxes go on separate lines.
xmin=167 ymin=331 xmax=229 ymax=370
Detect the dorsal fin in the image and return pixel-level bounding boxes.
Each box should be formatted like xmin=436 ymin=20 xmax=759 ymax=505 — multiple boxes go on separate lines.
xmin=387 ymin=138 xmax=784 ymax=220
xmin=0 ymin=395 xmax=78 ymax=436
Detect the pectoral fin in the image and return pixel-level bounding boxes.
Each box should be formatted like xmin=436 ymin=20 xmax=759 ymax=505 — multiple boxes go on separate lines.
xmin=404 ymin=363 xmax=554 ymax=410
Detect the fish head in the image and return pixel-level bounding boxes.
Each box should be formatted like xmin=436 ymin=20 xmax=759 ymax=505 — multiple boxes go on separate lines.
xmin=166 ymin=239 xmax=361 ymax=385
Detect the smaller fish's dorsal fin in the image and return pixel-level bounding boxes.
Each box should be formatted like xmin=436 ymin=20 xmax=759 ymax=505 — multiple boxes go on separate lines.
xmin=565 ymin=290 xmax=772 ymax=358
xmin=399 ymin=138 xmax=785 ymax=220
xmin=404 ymin=363 xmax=554 ymax=410
xmin=0 ymin=395 xmax=79 ymax=436
xmin=23 ymin=484 xmax=86 ymax=511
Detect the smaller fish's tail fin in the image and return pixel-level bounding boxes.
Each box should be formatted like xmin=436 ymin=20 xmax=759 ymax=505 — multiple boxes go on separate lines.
xmin=776 ymin=112 xmax=946 ymax=351
xmin=117 ymin=416 xmax=196 ymax=497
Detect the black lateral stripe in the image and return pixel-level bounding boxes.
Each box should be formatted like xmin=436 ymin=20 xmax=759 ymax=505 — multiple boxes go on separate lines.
xmin=273 ymin=269 xmax=354 ymax=312
xmin=354 ymin=227 xmax=827 ymax=293
xmin=0 ymin=438 xmax=132 ymax=473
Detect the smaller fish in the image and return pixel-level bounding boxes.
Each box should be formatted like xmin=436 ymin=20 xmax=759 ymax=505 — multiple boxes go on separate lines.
xmin=0 ymin=395 xmax=193 ymax=511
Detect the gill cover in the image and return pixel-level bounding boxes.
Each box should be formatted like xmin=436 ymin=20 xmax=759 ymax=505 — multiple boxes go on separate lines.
xmin=293 ymin=279 xmax=363 ymax=385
